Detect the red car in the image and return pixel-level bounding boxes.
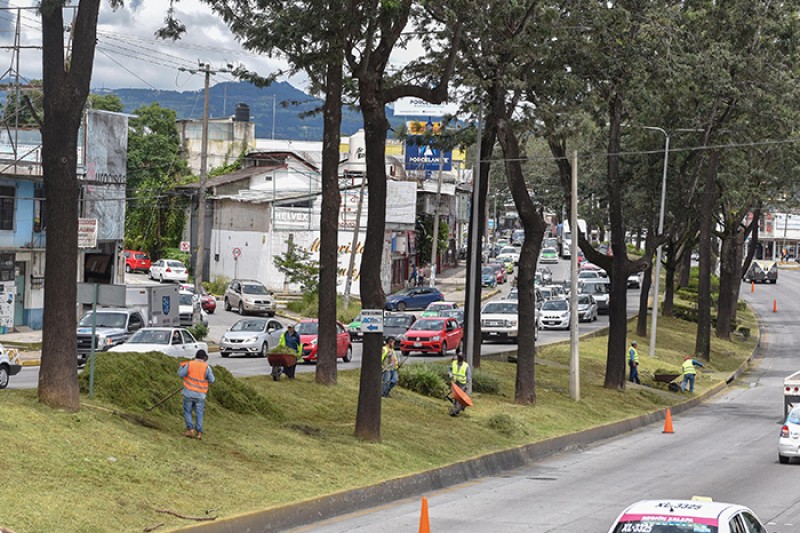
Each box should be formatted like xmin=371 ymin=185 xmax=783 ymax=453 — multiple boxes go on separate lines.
xmin=296 ymin=319 xmax=353 ymax=363
xmin=179 ymin=284 xmax=217 ymax=314
xmin=488 ymin=262 xmax=507 ymax=284
xmin=399 ymin=316 xmax=463 ymax=357
xmin=123 ymin=250 xmax=151 ymax=273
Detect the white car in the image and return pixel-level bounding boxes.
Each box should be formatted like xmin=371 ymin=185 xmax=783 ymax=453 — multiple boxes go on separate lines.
xmin=0 ymin=343 xmax=22 ymax=389
xmin=607 ymin=499 xmax=768 ymax=533
xmin=480 ymin=300 xmax=527 ymax=343
xmin=178 ymin=291 xmax=209 ymax=327
xmin=496 ymin=246 xmax=521 ymax=265
xmin=108 ymin=327 xmax=208 ymax=358
xmin=149 ymin=259 xmax=189 ymax=283
xmin=220 ymin=317 xmax=285 ymax=358
xmin=579 ymin=279 xmax=611 ymax=314
xmin=538 ymin=299 xmax=570 ymax=330
xmin=577 ymin=294 xmax=598 ymax=322
xmin=779 ymin=405 xmax=800 ymax=463
xmin=627 ymin=271 xmax=643 ymax=288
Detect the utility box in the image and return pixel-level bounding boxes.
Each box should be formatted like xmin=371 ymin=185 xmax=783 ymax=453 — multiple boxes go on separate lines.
xmin=125 ymin=284 xmax=179 ymax=326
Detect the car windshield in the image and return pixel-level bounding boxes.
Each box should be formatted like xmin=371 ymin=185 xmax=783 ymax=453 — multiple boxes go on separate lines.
xmin=427 ymin=302 xmax=452 ymax=311
xmin=542 ymin=248 xmax=556 ymax=254
xmin=384 ymin=316 xmax=413 ymax=328
xmin=439 ymin=310 xmax=463 ymax=320
xmin=540 ymin=289 xmax=552 ymax=298
xmin=482 ymin=302 xmax=517 ymax=314
xmin=134 ymin=253 xmax=148 ymax=260
xmin=482 ymin=267 xmax=496 ymax=275
xmin=410 ymin=319 xmax=445 ymax=331
xmin=242 ymin=284 xmax=268 ymax=295
xmin=295 ymin=322 xmax=319 ymax=335
xmin=542 ymin=300 xmax=568 ymax=311
xmin=166 ymin=261 xmax=184 ymax=268
xmin=392 ymin=288 xmax=414 ymax=297
xmin=582 ymin=282 xmax=610 ymax=295
xmin=179 ymin=293 xmax=194 ymax=305
xmin=578 ymin=295 xmax=593 ymax=305
xmin=231 ymin=319 xmax=267 ymax=332
xmin=500 ymin=247 xmax=517 ymax=255
xmin=579 ymin=271 xmax=597 ymax=278
xmin=610 ymin=520 xmax=718 ymax=533
xmin=126 ymin=329 xmax=170 ymax=345
xmin=78 ymin=312 xmax=128 ymax=328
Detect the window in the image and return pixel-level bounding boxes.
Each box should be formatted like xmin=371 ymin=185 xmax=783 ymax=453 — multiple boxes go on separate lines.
xmin=741 ymin=512 xmax=766 ymax=533
xmin=181 ymin=330 xmax=196 ymax=344
xmin=0 ymin=253 xmax=13 ymax=282
xmin=128 ymin=314 xmax=143 ymax=331
xmin=33 ymin=187 xmax=45 ymax=232
xmin=0 ymin=186 xmax=15 ymax=230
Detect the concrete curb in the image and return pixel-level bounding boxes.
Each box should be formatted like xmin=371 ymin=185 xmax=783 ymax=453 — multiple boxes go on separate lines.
xmin=180 ymin=316 xmax=763 ymax=533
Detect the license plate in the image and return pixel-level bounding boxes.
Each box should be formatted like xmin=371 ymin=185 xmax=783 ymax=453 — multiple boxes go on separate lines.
xmin=414 ymin=342 xmax=422 ymax=347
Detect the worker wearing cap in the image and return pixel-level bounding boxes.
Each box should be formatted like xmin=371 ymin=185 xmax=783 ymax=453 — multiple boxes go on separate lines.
xmin=628 ymin=341 xmax=640 ymax=384
xmin=381 ymin=337 xmax=399 ymax=398
xmin=178 ymin=351 xmax=215 ymax=440
xmin=681 ymin=354 xmax=705 ymax=393
xmin=449 ymin=352 xmax=471 ymax=392
xmin=274 ymin=324 xmax=302 ymax=381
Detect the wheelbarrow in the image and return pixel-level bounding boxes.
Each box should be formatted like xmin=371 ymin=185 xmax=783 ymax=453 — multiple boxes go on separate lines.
xmin=654 ymin=373 xmax=682 ymax=393
xmin=268 ymin=353 xmax=297 ymax=381
xmin=445 ymin=382 xmax=473 ymax=416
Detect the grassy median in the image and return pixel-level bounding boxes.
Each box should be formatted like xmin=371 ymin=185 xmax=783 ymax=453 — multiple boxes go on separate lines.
xmin=0 ymin=309 xmax=757 ymax=533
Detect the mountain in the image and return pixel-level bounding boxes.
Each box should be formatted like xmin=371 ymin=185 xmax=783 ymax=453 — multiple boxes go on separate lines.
xmin=95 ymin=81 xmax=405 ymax=142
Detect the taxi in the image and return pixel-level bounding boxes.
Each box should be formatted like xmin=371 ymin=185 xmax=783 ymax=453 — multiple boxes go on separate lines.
xmin=607 ymin=498 xmax=768 ymax=533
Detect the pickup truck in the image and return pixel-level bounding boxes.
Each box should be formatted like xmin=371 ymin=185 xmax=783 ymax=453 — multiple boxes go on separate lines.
xmin=0 ymin=343 xmax=22 ymax=389
xmin=77 ymin=308 xmax=147 ymax=366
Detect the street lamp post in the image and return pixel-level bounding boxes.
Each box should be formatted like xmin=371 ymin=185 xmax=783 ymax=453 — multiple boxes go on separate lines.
xmin=644 ymin=127 xmax=669 ymax=358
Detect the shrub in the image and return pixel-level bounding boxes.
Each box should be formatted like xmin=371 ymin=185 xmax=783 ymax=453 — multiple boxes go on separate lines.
xmin=486 ymin=414 xmax=524 ymax=437
xmin=472 ymin=368 xmax=501 ymax=394
xmin=187 ymin=323 xmax=209 ymax=342
xmin=286 ymin=292 xmax=361 ymax=323
xmin=203 ymin=276 xmax=230 ymax=296
xmin=398 ymin=363 xmax=448 ymax=398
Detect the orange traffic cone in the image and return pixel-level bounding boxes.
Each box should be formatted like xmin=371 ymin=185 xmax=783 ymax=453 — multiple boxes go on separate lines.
xmin=774 ymin=299 xmax=778 ymax=313
xmin=419 ymin=497 xmax=430 ymax=533
xmin=751 ymin=281 xmax=755 ymax=293
xmin=663 ymin=408 xmax=674 ymax=434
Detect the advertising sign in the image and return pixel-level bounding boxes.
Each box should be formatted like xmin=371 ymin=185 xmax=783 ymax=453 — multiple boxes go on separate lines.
xmin=78 ymin=218 xmax=98 ymax=249
xmin=405 ymin=140 xmax=452 ymax=172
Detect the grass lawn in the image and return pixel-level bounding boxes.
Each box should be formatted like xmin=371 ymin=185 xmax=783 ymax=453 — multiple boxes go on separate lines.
xmin=0 ymin=309 xmax=757 ymax=533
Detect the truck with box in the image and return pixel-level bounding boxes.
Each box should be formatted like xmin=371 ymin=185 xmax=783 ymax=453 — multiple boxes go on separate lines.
xmin=76 ymin=284 xmax=179 ymax=365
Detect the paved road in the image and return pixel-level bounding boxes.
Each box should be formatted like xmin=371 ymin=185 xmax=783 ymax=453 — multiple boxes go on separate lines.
xmin=290 ymin=274 xmax=798 ymax=532
xmin=6 ymin=258 xmax=641 ymax=388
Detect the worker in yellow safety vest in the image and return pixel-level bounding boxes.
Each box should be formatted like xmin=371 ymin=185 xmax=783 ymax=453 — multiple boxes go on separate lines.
xmin=680 ymin=355 xmax=705 ymax=393
xmin=178 ymin=352 xmax=215 ymax=440
xmin=628 ymin=341 xmax=640 ymax=384
xmin=449 ymin=352 xmax=471 ymax=391
xmin=381 ymin=337 xmax=399 ymax=398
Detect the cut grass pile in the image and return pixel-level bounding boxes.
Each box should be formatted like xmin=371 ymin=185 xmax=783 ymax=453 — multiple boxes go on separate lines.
xmin=0 ymin=310 xmax=757 ymax=533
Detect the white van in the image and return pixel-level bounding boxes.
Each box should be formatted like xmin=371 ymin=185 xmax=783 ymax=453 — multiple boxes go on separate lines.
xmin=578 ymin=279 xmax=610 ymax=314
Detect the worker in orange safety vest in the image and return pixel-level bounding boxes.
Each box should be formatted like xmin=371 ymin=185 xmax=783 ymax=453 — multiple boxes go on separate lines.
xmin=178 ymin=352 xmax=215 ymax=440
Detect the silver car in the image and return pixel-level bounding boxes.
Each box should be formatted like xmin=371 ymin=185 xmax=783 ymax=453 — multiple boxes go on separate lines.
xmin=220 ymin=318 xmax=285 ymax=358
xmin=224 ymin=279 xmax=276 ymax=316
xmin=577 ymin=294 xmax=598 ymax=322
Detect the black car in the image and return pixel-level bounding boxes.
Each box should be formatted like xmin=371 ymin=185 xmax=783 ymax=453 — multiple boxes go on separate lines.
xmin=383 ymin=312 xmax=417 ymax=342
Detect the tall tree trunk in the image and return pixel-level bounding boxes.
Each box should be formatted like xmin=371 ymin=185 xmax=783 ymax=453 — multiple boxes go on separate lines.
xmin=604 ymin=93 xmax=630 ymax=389
xmin=496 ymin=117 xmax=546 ymax=405
xmin=662 ymin=239 xmax=676 ymax=317
xmin=636 ymin=260 xmax=653 ymax=337
xmin=695 ymin=151 xmax=719 ymax=361
xmin=316 ymin=57 xmax=344 ymax=385
xmin=354 ymin=82 xmax=388 ymax=441
xmin=733 ymin=208 xmax=760 ymax=324
xmin=464 ymin=105 xmax=497 ymax=371
xmin=715 ymin=226 xmax=736 ymax=340
xmin=38 ymin=0 xmax=102 ymax=411
xmin=678 ymin=242 xmax=692 ymax=288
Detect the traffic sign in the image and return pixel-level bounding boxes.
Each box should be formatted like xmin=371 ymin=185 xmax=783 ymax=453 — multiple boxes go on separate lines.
xmin=179 ymin=241 xmax=190 ymax=252
xmin=232 ymin=247 xmax=242 ymax=259
xmin=360 ymin=309 xmax=384 ymax=333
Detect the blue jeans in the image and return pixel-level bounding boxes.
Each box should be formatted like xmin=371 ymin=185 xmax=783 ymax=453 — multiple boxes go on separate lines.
xmin=681 ymin=373 xmax=696 ymax=392
xmin=183 ymin=396 xmax=206 ymax=433
xmin=629 ymin=363 xmax=640 ymax=384
xmin=382 ymin=369 xmax=398 ymax=397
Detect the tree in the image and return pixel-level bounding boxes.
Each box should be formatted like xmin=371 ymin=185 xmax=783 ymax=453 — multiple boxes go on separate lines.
xmin=88 ymin=93 xmax=123 ymax=112
xmin=273 ymin=242 xmax=321 ymax=292
xmin=38 ymin=0 xmax=115 ymax=410
xmin=415 ymin=218 xmax=449 ymax=268
xmin=200 ymin=0 xmax=349 ymax=386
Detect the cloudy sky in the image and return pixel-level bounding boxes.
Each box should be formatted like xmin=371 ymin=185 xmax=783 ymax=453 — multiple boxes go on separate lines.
xmin=0 ymin=0 xmax=301 ymax=93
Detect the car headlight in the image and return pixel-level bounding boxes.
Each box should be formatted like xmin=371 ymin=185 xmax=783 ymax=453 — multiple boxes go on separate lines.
xmin=221 ymin=335 xmax=229 ymax=342
xmin=244 ymin=336 xmax=258 ymax=343
xmin=311 ymin=338 xmax=318 ymax=345
xmin=103 ymin=337 xmax=114 ymax=346
xmin=509 ymin=320 xmax=517 ymax=327
xmin=431 ymin=335 xmax=441 ymax=341
xmin=396 ymin=334 xmax=405 ymax=341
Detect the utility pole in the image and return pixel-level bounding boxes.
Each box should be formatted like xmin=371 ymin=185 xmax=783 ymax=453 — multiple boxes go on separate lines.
xmin=178 ymin=62 xmax=232 ymax=322
xmin=343 ymin=175 xmax=366 ymax=308
xmin=465 ymin=104 xmax=483 ymax=394
xmin=429 ymin=149 xmax=444 ymax=286
xmin=569 ymin=150 xmax=580 ymax=401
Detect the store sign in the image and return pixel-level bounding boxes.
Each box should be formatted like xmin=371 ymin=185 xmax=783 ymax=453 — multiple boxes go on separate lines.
xmin=78 ymin=218 xmax=98 ymax=249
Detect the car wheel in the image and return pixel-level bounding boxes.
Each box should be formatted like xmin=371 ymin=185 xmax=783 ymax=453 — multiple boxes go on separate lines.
xmin=0 ymin=364 xmax=8 ymax=389
xmin=439 ymin=341 xmax=447 ymax=357
xmin=779 ymin=454 xmax=790 ymax=464
xmin=125 ymin=264 xmax=131 ymax=273
xmin=268 ymin=311 xmax=275 ymax=317
xmin=220 ymin=351 xmax=230 ymax=358
xmin=343 ymin=346 xmax=353 ymax=362
xmin=401 ymin=350 xmax=410 ymax=357
xmin=397 ymin=301 xmax=407 ymax=311
xmin=260 ymin=342 xmax=269 ymax=358
xmin=224 ymin=298 xmax=231 ymax=312
xmin=239 ymin=302 xmax=246 ymax=315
